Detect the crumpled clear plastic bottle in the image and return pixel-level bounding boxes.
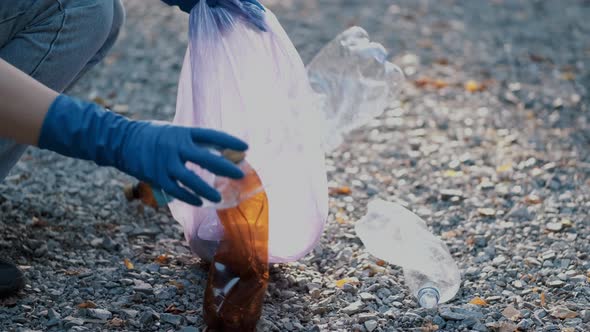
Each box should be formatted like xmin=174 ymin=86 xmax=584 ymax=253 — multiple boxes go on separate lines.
xmin=307 ymin=26 xmax=405 ymax=153
xmin=354 ymin=200 xmax=461 ymax=309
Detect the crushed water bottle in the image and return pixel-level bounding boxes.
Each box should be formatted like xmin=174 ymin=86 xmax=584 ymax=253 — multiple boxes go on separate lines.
xmin=307 ymin=26 xmax=404 ymax=153
xmin=355 ymin=199 xmax=461 ymax=309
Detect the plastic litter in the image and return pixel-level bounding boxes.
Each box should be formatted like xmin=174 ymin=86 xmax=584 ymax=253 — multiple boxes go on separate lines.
xmin=204 ymin=166 xmax=269 ymax=331
xmin=307 ymin=27 xmax=404 ymax=152
xmin=355 ymin=199 xmax=461 ymax=308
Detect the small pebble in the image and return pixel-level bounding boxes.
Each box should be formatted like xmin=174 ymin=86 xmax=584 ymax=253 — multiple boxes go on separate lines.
xmin=364 ymin=320 xmax=378 ymax=332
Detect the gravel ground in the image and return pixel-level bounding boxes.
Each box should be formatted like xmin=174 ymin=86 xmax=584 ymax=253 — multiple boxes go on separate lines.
xmin=1 ymin=0 xmax=589 ymax=331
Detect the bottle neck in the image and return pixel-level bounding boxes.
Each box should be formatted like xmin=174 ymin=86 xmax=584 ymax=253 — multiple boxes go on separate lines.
xmin=417 ymin=286 xmax=440 ymax=309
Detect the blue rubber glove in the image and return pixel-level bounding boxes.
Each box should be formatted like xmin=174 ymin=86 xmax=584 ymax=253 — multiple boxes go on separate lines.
xmin=161 ymin=0 xmax=198 ymax=13
xmin=38 ymin=94 xmax=248 ymax=207
xmin=161 ymin=0 xmax=264 ymax=13
xmin=162 ymin=0 xmax=267 ymax=31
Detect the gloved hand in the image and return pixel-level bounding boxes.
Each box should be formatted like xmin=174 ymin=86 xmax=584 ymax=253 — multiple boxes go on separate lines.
xmin=161 ymin=0 xmax=198 ymax=13
xmin=161 ymin=0 xmax=264 ymax=14
xmin=38 ymin=94 xmax=248 ymax=207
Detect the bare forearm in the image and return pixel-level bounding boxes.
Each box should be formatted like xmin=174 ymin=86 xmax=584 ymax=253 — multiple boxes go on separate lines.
xmin=0 ymin=58 xmax=58 ymax=146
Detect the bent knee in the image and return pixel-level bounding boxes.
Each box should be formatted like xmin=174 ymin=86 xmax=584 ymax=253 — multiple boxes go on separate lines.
xmin=60 ymin=0 xmax=121 ymax=51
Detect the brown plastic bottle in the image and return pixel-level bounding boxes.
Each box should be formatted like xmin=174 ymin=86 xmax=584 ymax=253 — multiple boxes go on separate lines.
xmin=203 ymin=168 xmax=269 ymax=332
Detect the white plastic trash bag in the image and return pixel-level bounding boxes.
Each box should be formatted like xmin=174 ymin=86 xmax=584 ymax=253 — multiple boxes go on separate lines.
xmin=168 ymin=1 xmax=404 ymax=264
xmin=168 ymin=1 xmax=329 ymax=263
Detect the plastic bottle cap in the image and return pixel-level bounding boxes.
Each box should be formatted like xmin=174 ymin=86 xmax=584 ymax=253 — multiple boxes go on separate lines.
xmin=417 ymin=287 xmax=440 ymax=309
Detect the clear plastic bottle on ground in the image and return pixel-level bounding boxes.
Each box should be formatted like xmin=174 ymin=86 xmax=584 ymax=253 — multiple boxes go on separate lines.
xmin=355 ymin=199 xmax=461 ymax=309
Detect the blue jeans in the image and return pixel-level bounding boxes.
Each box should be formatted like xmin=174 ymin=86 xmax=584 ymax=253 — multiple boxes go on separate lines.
xmin=0 ymin=0 xmax=125 ymax=180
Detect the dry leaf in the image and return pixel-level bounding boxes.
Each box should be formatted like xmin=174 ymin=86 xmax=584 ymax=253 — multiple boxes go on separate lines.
xmin=540 ymin=291 xmax=546 ymax=307
xmin=441 ymin=230 xmax=460 ymax=239
xmin=64 ymin=269 xmax=82 ymax=276
xmin=414 ymin=77 xmax=431 ymax=88
xmin=469 ymin=297 xmax=488 ymax=306
xmin=433 ymin=79 xmax=448 ymax=89
xmin=496 ymin=163 xmax=513 ymax=173
xmin=464 ymin=80 xmax=481 ymax=92
xmin=108 ymin=318 xmax=125 ymax=327
xmin=444 ymin=170 xmax=462 ymax=177
xmin=561 ymin=72 xmax=576 ymax=81
xmin=92 ymin=97 xmax=109 ymax=107
xmin=155 ymin=254 xmax=170 ymax=265
xmin=375 ymin=259 xmax=387 ymax=267
xmin=336 ymin=216 xmax=347 ymax=224
xmin=169 ymin=280 xmax=185 ymax=290
xmin=329 ymin=186 xmax=352 ymax=196
xmin=123 ymin=258 xmax=134 ymax=270
xmin=549 ymin=306 xmax=577 ymax=319
xmin=31 ymin=217 xmax=49 ymax=228
xmin=421 ymin=322 xmax=439 ymax=332
xmin=529 ymin=53 xmax=548 ymax=63
xmin=502 ymin=305 xmax=522 ymax=321
xmin=164 ymin=304 xmax=185 ymax=315
xmin=78 ymin=300 xmax=97 ymax=309
xmin=525 ymin=194 xmax=542 ymax=205
xmin=414 ymin=77 xmax=449 ymax=89
xmin=335 ymin=278 xmax=359 ymax=288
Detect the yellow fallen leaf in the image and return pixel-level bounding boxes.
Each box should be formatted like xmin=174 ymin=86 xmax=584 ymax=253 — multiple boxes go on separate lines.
xmin=123 ymin=258 xmax=134 ymax=270
xmin=465 ymin=80 xmax=481 ymax=93
xmin=469 ymin=297 xmax=488 ymax=306
xmin=335 ymin=278 xmax=359 ymax=288
xmin=444 ymin=170 xmax=462 ymax=177
xmin=496 ymin=163 xmax=513 ymax=173
xmin=335 ymin=279 xmax=350 ymax=288
xmin=540 ymin=291 xmax=546 ymax=307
